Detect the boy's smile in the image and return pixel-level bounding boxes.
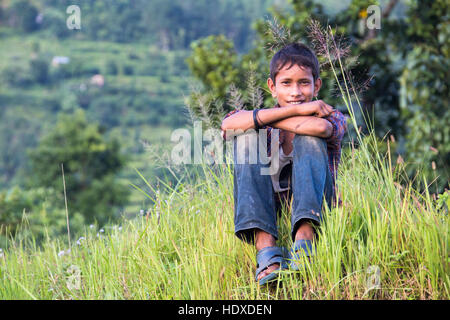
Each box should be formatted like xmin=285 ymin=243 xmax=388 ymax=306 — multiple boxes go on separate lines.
xmin=267 ymin=63 xmax=322 ymax=108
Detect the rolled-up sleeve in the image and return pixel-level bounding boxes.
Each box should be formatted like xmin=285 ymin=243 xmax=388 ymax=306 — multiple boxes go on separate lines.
xmin=325 ymin=110 xmax=347 ymax=148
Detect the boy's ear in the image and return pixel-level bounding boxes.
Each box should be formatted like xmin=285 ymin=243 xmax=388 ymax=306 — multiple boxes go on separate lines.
xmin=267 ymin=77 xmax=277 ymax=98
xmin=313 ymin=77 xmax=322 ymax=97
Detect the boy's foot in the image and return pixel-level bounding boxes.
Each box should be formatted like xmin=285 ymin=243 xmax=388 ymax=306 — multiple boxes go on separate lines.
xmin=256 ymin=261 xmax=280 ymax=281
xmin=255 ymin=230 xmax=286 ymax=282
xmin=255 ymin=230 xmax=280 ymax=283
xmin=290 ymin=220 xmax=316 ymax=270
xmin=255 ymin=246 xmax=287 ymax=285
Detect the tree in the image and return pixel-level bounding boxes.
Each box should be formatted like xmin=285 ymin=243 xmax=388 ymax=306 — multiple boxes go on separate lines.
xmin=0 ymin=111 xmax=41 ymax=188
xmin=38 ymin=0 xmax=270 ymax=49
xmin=40 ymin=8 xmax=70 ymax=39
xmin=186 ymin=35 xmax=240 ymax=97
xmin=29 ymin=57 xmax=50 ymax=85
xmin=9 ymin=0 xmax=40 ymax=32
xmin=0 ymin=186 xmax=86 ymax=248
xmin=27 ymin=109 xmax=130 ymax=224
xmin=399 ymin=0 xmax=449 ymax=192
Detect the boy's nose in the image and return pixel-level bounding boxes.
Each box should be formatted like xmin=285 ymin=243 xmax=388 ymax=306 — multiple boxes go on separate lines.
xmin=290 ymin=84 xmax=303 ymax=96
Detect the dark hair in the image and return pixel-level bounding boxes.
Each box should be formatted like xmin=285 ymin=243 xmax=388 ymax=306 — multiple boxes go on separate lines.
xmin=270 ymin=43 xmax=320 ymax=82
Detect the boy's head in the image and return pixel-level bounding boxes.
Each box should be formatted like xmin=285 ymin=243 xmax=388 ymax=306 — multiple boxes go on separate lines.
xmin=267 ymin=42 xmax=322 ymax=108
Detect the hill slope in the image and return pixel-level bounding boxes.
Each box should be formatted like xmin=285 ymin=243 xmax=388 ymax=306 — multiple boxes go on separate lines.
xmin=0 ymin=137 xmax=448 ymax=299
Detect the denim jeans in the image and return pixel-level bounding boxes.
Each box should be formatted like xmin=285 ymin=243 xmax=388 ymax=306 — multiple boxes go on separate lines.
xmin=233 ymin=132 xmax=334 ymax=244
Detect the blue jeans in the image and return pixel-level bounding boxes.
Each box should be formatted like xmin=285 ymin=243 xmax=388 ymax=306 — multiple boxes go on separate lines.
xmin=233 ymin=133 xmax=334 ymax=244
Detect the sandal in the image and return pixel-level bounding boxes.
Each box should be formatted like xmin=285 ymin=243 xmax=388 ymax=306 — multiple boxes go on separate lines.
xmin=289 ymin=239 xmax=316 ymax=271
xmin=255 ymin=246 xmax=288 ymax=285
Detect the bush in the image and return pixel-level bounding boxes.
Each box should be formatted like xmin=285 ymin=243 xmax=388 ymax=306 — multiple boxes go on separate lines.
xmin=29 ymin=57 xmax=50 ymax=84
xmin=9 ymin=0 xmax=39 ymax=32
xmin=40 ymin=8 xmax=70 ymax=39
xmin=88 ymin=95 xmax=123 ymax=128
xmin=105 ymin=60 xmax=119 ymax=75
xmin=123 ymin=64 xmax=134 ymax=75
xmin=0 ymin=186 xmax=86 ymax=248
xmin=2 ymin=65 xmax=33 ymax=87
xmin=27 ymin=109 xmax=130 ymax=225
xmin=55 ymin=59 xmax=101 ymax=78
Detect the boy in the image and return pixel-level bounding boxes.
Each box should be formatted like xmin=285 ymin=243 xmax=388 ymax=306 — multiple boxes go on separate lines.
xmin=221 ymin=43 xmax=347 ymax=285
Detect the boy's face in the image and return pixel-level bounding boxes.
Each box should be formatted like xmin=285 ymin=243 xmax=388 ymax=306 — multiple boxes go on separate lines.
xmin=267 ymin=64 xmax=322 ymax=108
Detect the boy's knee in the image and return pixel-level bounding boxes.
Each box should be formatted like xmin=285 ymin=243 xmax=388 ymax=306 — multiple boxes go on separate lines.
xmin=293 ymin=135 xmax=327 ymax=152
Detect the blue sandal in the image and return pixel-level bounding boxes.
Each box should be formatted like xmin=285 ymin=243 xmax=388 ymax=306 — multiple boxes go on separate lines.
xmin=289 ymin=239 xmax=316 ymax=271
xmin=255 ymin=246 xmax=288 ymax=285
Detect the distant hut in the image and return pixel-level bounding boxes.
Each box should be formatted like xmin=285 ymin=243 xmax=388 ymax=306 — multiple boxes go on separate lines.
xmin=90 ymin=74 xmax=105 ymax=87
xmin=51 ymin=56 xmax=70 ymax=67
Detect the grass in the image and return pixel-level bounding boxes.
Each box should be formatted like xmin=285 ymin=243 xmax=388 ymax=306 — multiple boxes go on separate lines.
xmin=0 ymin=139 xmax=448 ymax=299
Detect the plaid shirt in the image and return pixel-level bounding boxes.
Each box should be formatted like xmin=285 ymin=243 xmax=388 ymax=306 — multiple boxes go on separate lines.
xmin=221 ymin=104 xmax=347 ymax=206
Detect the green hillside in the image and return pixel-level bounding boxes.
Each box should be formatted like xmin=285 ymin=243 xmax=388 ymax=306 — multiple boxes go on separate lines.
xmin=0 ymin=0 xmax=274 ymax=234
xmin=0 ymin=34 xmax=191 ymax=215
xmin=0 ymin=139 xmax=448 ymax=299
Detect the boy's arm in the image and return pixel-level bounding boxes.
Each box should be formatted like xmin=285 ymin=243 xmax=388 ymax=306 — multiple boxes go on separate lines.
xmin=273 ymin=109 xmax=348 ymax=141
xmin=221 ymin=105 xmax=299 ymax=133
xmin=269 ymin=116 xmax=333 ymax=138
xmin=221 ymin=100 xmax=334 ymax=138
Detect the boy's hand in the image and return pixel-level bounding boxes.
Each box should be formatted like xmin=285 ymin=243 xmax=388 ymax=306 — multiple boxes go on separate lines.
xmin=297 ymin=100 xmax=335 ymax=118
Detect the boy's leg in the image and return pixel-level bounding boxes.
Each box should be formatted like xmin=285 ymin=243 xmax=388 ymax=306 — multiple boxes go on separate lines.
xmin=232 ymin=132 xmax=277 ymax=244
xmin=291 ymin=135 xmax=334 ymax=241
xmin=233 ymin=132 xmax=281 ymax=282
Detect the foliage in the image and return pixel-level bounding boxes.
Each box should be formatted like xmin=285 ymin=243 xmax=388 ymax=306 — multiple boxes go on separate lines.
xmin=29 ymin=57 xmax=50 ymax=84
xmin=186 ymin=35 xmax=240 ymax=97
xmin=399 ymin=0 xmax=449 ymax=192
xmin=2 ymin=65 xmax=33 ymax=88
xmin=27 ymin=109 xmax=130 ymax=225
xmin=27 ymin=0 xmax=271 ymax=51
xmin=39 ymin=8 xmax=70 ymax=39
xmin=0 ymin=186 xmax=85 ymax=249
xmin=0 ymin=187 xmax=34 ymax=235
xmin=7 ymin=0 xmax=40 ymax=32
xmin=0 ymin=36 xmax=190 ymax=192
xmin=0 ymin=109 xmax=42 ymax=189
xmin=105 ymin=60 xmax=118 ymax=76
